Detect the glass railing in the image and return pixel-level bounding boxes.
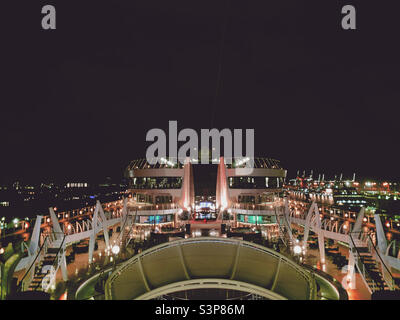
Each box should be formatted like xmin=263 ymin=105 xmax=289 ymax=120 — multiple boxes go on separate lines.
xmin=128 ymin=203 xmax=180 ymax=212
xmin=231 ymin=202 xmax=283 ymax=211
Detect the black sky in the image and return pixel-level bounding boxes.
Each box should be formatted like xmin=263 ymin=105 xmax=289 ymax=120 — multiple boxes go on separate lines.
xmin=1 ymin=0 xmax=400 ymax=183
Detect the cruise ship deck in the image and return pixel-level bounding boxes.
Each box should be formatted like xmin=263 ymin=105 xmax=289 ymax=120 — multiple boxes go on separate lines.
xmin=2 ymin=157 xmax=400 ymax=300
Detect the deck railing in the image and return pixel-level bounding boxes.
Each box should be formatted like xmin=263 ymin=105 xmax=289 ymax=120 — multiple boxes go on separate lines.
xmin=366 ymin=233 xmax=395 ymax=290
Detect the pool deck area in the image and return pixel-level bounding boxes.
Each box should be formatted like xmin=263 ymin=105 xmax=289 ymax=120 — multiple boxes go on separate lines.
xmin=16 ymin=230 xmax=377 ymax=300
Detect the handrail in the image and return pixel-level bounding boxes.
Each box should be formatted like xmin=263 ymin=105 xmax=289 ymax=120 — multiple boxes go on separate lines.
xmin=281 ymin=206 xmax=294 ymax=238
xmin=126 ymin=209 xmax=140 ymax=246
xmin=366 ymin=233 xmax=395 ymax=290
xmin=274 ymin=207 xmax=287 ymax=247
xmin=32 ymin=233 xmax=67 ymax=291
xmin=18 ymin=235 xmax=49 ymax=292
xmin=128 ymin=204 xmax=179 ymax=211
xmin=348 ymin=232 xmax=379 ymax=292
xmin=116 ymin=209 xmax=132 ymax=246
xmin=232 ymin=202 xmax=283 ymax=211
xmin=301 ymin=264 xmax=348 ymax=300
xmin=127 ymin=157 xmax=283 ymax=170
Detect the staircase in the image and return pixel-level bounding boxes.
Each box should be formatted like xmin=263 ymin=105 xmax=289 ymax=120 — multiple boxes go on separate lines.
xmin=121 ymin=223 xmax=133 ymax=248
xmin=354 ymin=245 xmax=390 ymax=291
xmin=120 ymin=212 xmax=137 ymax=248
xmin=28 ymin=238 xmax=64 ymax=291
xmin=274 ymin=208 xmax=292 ymax=248
xmin=276 ymin=226 xmax=288 ymax=247
xmin=349 ymin=232 xmax=395 ymax=293
xmin=19 ymin=234 xmax=65 ymax=293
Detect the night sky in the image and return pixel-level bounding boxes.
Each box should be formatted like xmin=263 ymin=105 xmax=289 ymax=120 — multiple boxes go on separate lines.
xmin=1 ymin=0 xmax=400 ymax=183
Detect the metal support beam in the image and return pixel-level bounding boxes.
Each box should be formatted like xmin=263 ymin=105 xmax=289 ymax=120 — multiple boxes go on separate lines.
xmin=89 ymin=201 xmax=111 ymax=265
xmin=177 ymin=244 xmax=190 ymax=280
xmin=230 ymin=241 xmax=241 ymax=280
xmin=49 ymin=207 xmax=63 ymax=238
xmin=88 ymin=233 xmax=96 ymax=264
xmin=303 ymin=202 xmax=316 ymax=246
xmin=120 ymin=197 xmax=128 ymax=231
xmin=270 ymin=257 xmax=282 ymax=291
xmin=318 ymin=230 xmax=326 ymax=264
xmin=283 ymin=198 xmax=294 ymax=241
xmin=301 ymin=202 xmax=325 ymax=264
xmin=313 ymin=204 xmax=326 ymax=264
xmin=60 ymin=249 xmax=68 ymax=281
xmin=352 ymin=207 xmax=365 ymax=233
xmin=28 ymin=215 xmax=43 ymax=256
xmin=374 ymin=212 xmax=388 ymax=254
xmin=137 ymin=256 xmax=151 ymax=292
xmin=136 ymin=278 xmax=287 ymax=301
xmin=347 ymin=248 xmax=356 ymax=289
xmin=89 ymin=204 xmax=99 ymax=264
xmin=303 ymin=202 xmax=315 ymax=248
xmin=97 ymin=201 xmax=110 ymax=249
